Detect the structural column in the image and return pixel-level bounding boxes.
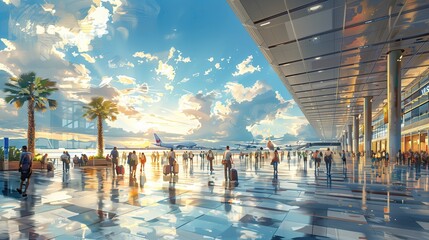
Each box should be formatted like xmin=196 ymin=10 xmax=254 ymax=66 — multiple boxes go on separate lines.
xmin=353 ymin=115 xmax=359 ymax=154
xmin=348 ymin=124 xmax=353 ymax=152
xmin=364 ymin=96 xmax=372 ymax=163
xmin=387 ymin=49 xmax=403 ymax=162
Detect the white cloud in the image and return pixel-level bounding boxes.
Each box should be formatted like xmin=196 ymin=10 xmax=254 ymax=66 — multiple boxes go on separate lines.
xmin=41 ymin=3 xmax=55 ymax=14
xmin=1 ymin=38 xmax=16 ymax=51
xmin=108 ymin=59 xmax=134 ymax=68
xmin=178 ymin=77 xmax=190 ymax=84
xmin=155 ymin=60 xmax=175 ymax=81
xmin=164 ymin=83 xmax=174 ymax=92
xmin=213 ymin=101 xmax=231 ymax=120
xmin=72 ymin=51 xmax=79 ymax=57
xmin=204 ymin=68 xmax=212 ymax=76
xmin=48 ymin=5 xmax=111 ymax=53
xmin=225 ymin=81 xmax=270 ymax=103
xmin=2 ymin=0 xmax=20 ymax=6
xmin=0 ymin=63 xmax=16 ymax=77
xmin=175 ymin=51 xmax=191 ymax=63
xmin=208 ymin=57 xmax=214 ymax=62
xmin=168 ymin=47 xmax=176 ymax=60
xmin=117 ymin=75 xmax=136 ymax=85
xmin=192 ymin=73 xmax=200 ymax=77
xmin=133 ymin=51 xmax=158 ymax=62
xmin=214 ymin=63 xmax=221 ymax=69
xmin=275 ymin=91 xmax=286 ymax=104
xmin=81 ymin=53 xmax=96 ymax=63
xmin=232 ymin=55 xmax=261 ymax=76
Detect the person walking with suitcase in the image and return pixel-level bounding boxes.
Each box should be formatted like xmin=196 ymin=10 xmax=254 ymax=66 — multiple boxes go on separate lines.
xmin=223 ymin=146 xmax=233 ymax=181
xmin=110 ymin=147 xmax=119 ymax=176
xmin=168 ymin=148 xmax=176 ymax=174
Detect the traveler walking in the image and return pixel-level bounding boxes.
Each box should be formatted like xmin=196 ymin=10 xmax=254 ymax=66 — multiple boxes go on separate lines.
xmin=16 ymin=146 xmax=33 ymax=197
xmin=110 ymin=147 xmax=119 ymax=175
xmin=207 ymin=150 xmax=215 ymax=174
xmin=130 ymin=151 xmax=138 ymax=177
xmin=189 ymin=151 xmax=194 ymax=165
xmin=223 ymin=146 xmax=233 ymax=181
xmin=271 ymin=149 xmax=280 ymax=179
xmin=324 ymin=148 xmax=333 ymax=176
xmin=140 ymin=152 xmax=146 ymax=173
xmin=341 ymin=150 xmax=346 ymax=172
xmin=60 ymin=151 xmax=68 ymax=173
xmin=127 ymin=152 xmax=132 ymax=174
xmin=168 ymin=148 xmax=176 ymax=174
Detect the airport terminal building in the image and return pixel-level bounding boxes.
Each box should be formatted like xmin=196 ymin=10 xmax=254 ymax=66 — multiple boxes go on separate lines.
xmin=228 ymin=0 xmax=429 ymax=158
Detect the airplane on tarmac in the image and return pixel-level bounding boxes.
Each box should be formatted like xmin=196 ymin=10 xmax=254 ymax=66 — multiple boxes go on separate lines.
xmin=153 ymin=133 xmax=197 ymax=149
xmin=235 ymin=139 xmax=265 ymax=149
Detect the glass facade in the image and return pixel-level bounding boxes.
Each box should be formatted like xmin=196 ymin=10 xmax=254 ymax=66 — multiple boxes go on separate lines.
xmin=358 ymin=71 xmax=429 ymax=153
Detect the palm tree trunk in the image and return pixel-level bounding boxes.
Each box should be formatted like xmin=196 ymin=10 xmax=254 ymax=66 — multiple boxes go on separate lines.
xmin=97 ymin=116 xmax=103 ymax=157
xmin=28 ymin=99 xmax=35 ymax=154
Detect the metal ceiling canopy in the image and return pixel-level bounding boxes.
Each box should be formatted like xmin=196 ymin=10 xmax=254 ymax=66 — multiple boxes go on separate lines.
xmin=227 ymin=0 xmax=429 ymax=140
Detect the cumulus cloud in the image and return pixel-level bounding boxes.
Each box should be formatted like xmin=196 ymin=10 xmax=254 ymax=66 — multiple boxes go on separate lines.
xmin=175 ymin=51 xmax=191 ymax=63
xmin=214 ymin=63 xmax=221 ymax=69
xmin=155 ymin=60 xmax=175 ymax=81
xmin=168 ymin=47 xmax=176 ymax=60
xmin=204 ymin=68 xmax=212 ymax=76
xmin=232 ymin=55 xmax=261 ymax=76
xmin=81 ymin=53 xmax=96 ymax=63
xmin=117 ymin=75 xmax=136 ymax=85
xmin=164 ymin=82 xmax=174 ymax=92
xmin=224 ymin=80 xmax=270 ymax=103
xmin=133 ymin=51 xmax=158 ymax=62
xmin=208 ymin=57 xmax=214 ymax=62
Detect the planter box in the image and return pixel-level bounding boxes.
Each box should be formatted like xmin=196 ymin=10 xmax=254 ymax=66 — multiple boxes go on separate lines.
xmin=0 ymin=161 xmax=43 ymax=171
xmin=86 ymin=159 xmax=111 ymax=166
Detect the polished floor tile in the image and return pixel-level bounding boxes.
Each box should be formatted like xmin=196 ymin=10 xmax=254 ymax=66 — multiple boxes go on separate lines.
xmin=1 ymin=154 xmax=428 ymax=239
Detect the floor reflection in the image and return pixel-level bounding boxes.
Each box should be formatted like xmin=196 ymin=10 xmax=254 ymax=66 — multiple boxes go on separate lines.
xmin=0 ymin=154 xmax=428 ymax=239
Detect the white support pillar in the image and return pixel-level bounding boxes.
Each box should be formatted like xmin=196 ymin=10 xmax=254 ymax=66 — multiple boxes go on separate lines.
xmin=353 ymin=115 xmax=359 ymax=154
xmin=387 ymin=49 xmax=403 ymax=161
xmin=348 ymin=124 xmax=353 ymax=153
xmin=364 ymin=97 xmax=373 ymax=163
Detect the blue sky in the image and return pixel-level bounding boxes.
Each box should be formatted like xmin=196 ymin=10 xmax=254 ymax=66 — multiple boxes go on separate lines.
xmin=0 ymin=0 xmax=317 ymax=147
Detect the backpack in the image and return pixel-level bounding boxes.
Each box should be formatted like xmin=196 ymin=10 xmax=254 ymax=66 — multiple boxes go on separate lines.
xmin=21 ymin=153 xmax=32 ymax=173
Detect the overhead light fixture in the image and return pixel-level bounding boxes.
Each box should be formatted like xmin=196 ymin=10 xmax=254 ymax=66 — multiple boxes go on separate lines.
xmin=347 ymin=105 xmax=350 ymax=108
xmin=308 ymin=4 xmax=322 ymax=12
xmin=315 ymin=57 xmax=321 ymax=60
xmin=312 ymin=37 xmax=319 ymax=41
xmin=260 ymin=22 xmax=271 ymax=27
xmin=318 ymin=70 xmax=323 ymax=73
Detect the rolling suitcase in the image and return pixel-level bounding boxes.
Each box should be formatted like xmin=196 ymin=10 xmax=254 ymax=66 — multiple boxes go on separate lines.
xmin=47 ymin=162 xmax=54 ymax=172
xmin=208 ymin=174 xmax=215 ymax=186
xmin=230 ymin=168 xmax=238 ymax=182
xmin=163 ymin=165 xmax=171 ymax=175
xmin=173 ymin=162 xmax=179 ymax=175
xmin=116 ymin=165 xmax=125 ymax=175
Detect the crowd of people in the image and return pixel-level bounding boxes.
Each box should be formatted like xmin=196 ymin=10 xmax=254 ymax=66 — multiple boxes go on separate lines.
xmin=14 ymin=144 xmax=429 ymax=198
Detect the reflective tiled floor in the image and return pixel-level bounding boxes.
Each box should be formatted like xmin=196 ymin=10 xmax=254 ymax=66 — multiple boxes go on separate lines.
xmin=1 ymin=155 xmax=428 ymax=239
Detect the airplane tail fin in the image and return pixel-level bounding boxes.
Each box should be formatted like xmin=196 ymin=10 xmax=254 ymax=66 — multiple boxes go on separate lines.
xmin=154 ymin=133 xmax=162 ymax=144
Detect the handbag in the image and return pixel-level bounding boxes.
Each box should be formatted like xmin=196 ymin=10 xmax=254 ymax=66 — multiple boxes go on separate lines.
xmin=222 ymin=160 xmax=226 ymax=165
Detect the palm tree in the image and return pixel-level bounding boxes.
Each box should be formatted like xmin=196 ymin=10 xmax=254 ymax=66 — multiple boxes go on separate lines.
xmin=83 ymin=97 xmax=119 ymax=157
xmin=4 ymin=72 xmax=58 ymax=154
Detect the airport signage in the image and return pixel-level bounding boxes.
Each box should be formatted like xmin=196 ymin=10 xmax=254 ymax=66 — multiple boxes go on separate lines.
xmin=421 ymin=85 xmax=429 ymax=95
xmin=3 ymin=137 xmax=9 ymax=161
